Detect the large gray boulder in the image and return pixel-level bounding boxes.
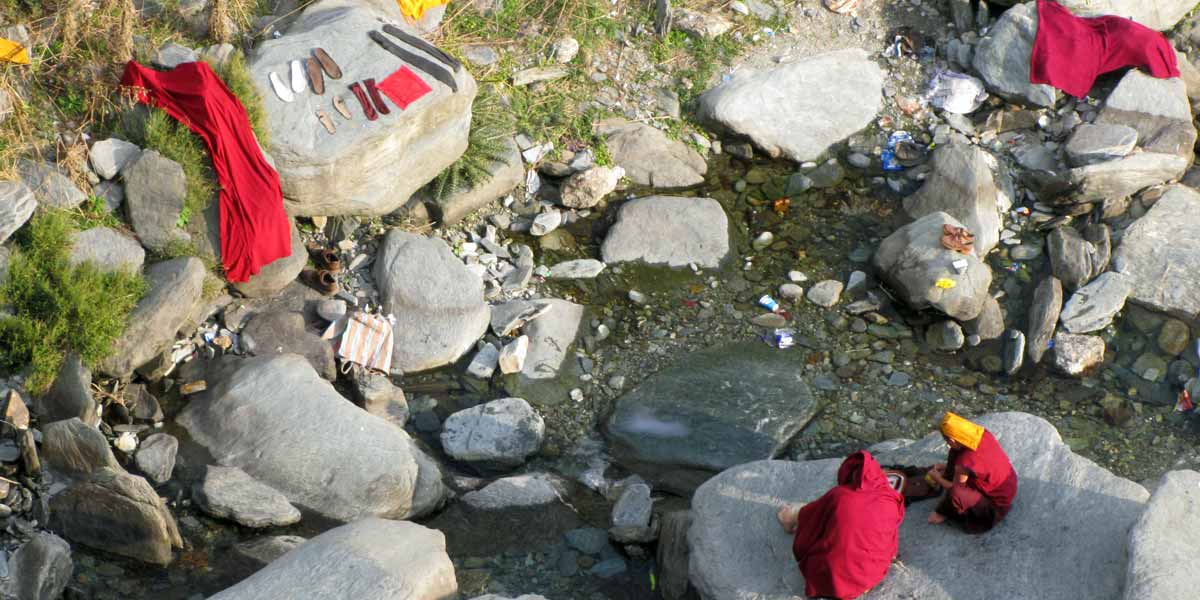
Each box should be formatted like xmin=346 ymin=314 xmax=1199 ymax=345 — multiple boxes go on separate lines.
xmin=872 ymin=212 xmax=993 ymax=321
xmin=598 ymin=118 xmax=707 ymax=188
xmin=68 ymin=227 xmax=145 ymax=274
xmin=99 ymin=257 xmax=206 ymax=378
xmin=241 ymin=309 xmax=336 ymax=380
xmin=696 ymin=49 xmax=882 ymax=162
xmin=972 ymin=2 xmax=1058 ymax=107
xmin=209 ymin=519 xmax=457 ymax=600
xmin=374 ymin=230 xmax=490 ymax=373
xmin=688 ymin=412 xmax=1149 ymax=600
xmin=177 ymin=354 xmax=446 ymax=521
xmin=440 ymin=397 xmax=544 ymax=467
xmin=49 ymin=468 xmax=183 ymax=566
xmin=601 ymin=196 xmax=729 ymax=269
xmin=1124 ymin=470 xmax=1200 ymax=600
xmin=42 ymin=418 xmax=121 ymax=480
xmin=193 ymin=465 xmax=302 ymax=528
xmin=1096 ymin=69 xmax=1195 ymax=162
xmin=122 ymin=150 xmax=190 ymax=252
xmin=1064 ymin=152 xmax=1190 ymax=205
xmin=229 ymin=218 xmax=306 ymax=298
xmin=1057 ymin=0 xmax=1198 ymax=30
xmin=902 ymin=144 xmax=1001 ymax=256
xmin=1113 ymin=185 xmax=1200 ymax=320
xmin=0 ymin=180 xmax=35 ymax=245
xmin=248 ymin=0 xmax=476 ymax=216
xmin=1059 ymin=272 xmax=1131 ymax=333
xmin=17 ymin=160 xmax=86 ymax=210
xmin=426 ymin=138 xmax=523 ymax=225
xmin=606 ymin=342 xmax=818 ymax=493
xmin=5 ymin=532 xmax=72 ymax=600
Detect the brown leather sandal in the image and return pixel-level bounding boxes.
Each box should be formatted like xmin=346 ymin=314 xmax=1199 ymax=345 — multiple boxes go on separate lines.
xmin=306 ymin=57 xmax=325 ymax=95
xmin=315 ymin=110 xmax=336 ymax=135
xmin=313 ymin=48 xmax=343 ymax=79
xmin=333 ymin=96 xmax=352 ymax=120
xmin=301 ymin=269 xmax=339 ymax=296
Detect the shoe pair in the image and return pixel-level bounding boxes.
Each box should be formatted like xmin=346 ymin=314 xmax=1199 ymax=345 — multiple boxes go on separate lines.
xmin=269 ymin=48 xmax=342 ymax=102
xmin=301 ymin=244 xmax=342 ymax=296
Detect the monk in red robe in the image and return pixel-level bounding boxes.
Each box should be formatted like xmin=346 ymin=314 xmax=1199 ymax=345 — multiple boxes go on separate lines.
xmin=926 ymin=412 xmax=1018 ymax=534
xmin=777 ymin=451 xmax=905 ymax=599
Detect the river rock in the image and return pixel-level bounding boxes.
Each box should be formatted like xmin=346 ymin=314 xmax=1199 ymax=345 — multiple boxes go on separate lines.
xmin=68 ymin=227 xmax=146 ymax=274
xmin=134 ymin=433 xmax=177 ymax=485
xmin=178 ymin=354 xmax=445 ymax=521
xmin=1113 ymin=185 xmax=1200 ymax=320
xmin=232 ymin=535 xmax=306 ymax=569
xmin=89 ymin=138 xmax=141 ymax=179
xmin=972 ymin=2 xmax=1058 ymax=107
xmin=688 ymin=412 xmax=1148 ymax=600
xmin=248 ymin=3 xmax=475 ymax=215
xmin=674 ymin=8 xmax=733 ymax=38
xmin=440 ymin=397 xmax=545 ymax=467
xmin=872 ymin=212 xmax=992 ymax=321
xmin=374 ymin=230 xmax=490 ymax=373
xmin=611 ymin=483 xmax=656 ymax=543
xmin=39 ymin=353 xmax=98 ymax=427
xmin=1124 ymin=470 xmax=1200 ymax=600
xmin=548 ymin=258 xmax=606 ymax=279
xmin=462 ymin=473 xmax=566 ymax=509
xmin=1096 ymin=65 xmax=1196 ymax=162
xmin=1026 ymin=276 xmax=1062 ymax=364
xmin=241 ymin=309 xmax=336 ymax=380
xmin=902 ymin=144 xmax=1001 ymax=256
xmin=606 ymin=342 xmax=818 ymax=493
xmin=501 ymin=298 xmax=583 ymax=404
xmin=5 ymin=531 xmax=72 ymax=600
xmin=597 ymin=118 xmax=707 ymax=188
xmin=806 ymin=280 xmax=843 ymax=307
xmin=1064 ymin=123 xmax=1138 ymax=167
xmin=1083 ymin=223 xmax=1112 ymax=277
xmin=1157 ymin=319 xmax=1191 ymax=356
xmin=1053 ymin=332 xmax=1107 ymax=376
xmin=354 ymin=372 xmax=409 ymax=428
xmin=152 ymin=42 xmax=196 ymax=68
xmin=16 ymin=160 xmax=86 ymax=210
xmin=99 ymin=258 xmax=206 ymax=378
xmin=230 ymin=218 xmax=306 ymax=298
xmin=1064 ymin=152 xmax=1190 ymax=205
xmin=427 ymin=138 xmax=522 ymax=225
xmin=964 ymin=296 xmax=1005 ymax=340
xmin=1047 ymin=226 xmax=1098 ymax=291
xmin=560 ymin=166 xmax=624 ymax=209
xmin=1004 ymin=329 xmax=1026 ymax=375
xmin=1059 ymin=272 xmax=1131 ymax=333
xmin=696 ymin=49 xmax=882 ymax=162
xmin=466 ymin=343 xmax=499 ymax=379
xmin=209 ymin=519 xmax=456 ymax=600
xmin=0 ymin=180 xmax=35 ymax=245
xmin=601 ymin=196 xmax=729 ymax=268
xmin=122 ymin=150 xmax=189 ymax=252
xmin=49 ymin=468 xmax=182 ymax=565
xmin=42 ymin=418 xmax=121 ymax=479
xmin=927 ymin=320 xmax=965 ymax=351
xmin=193 ymin=465 xmax=302 ymax=528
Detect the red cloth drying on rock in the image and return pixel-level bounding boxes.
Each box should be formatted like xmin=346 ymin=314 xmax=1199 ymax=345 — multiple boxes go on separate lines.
xmin=1030 ymin=0 xmax=1179 ymax=98
xmin=378 ymin=66 xmax=432 ymax=110
xmin=792 ymin=451 xmax=904 ymax=600
xmin=120 ymin=61 xmax=290 ymax=283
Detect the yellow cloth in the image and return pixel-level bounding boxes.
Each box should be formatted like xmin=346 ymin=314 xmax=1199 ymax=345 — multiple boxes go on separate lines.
xmin=0 ymin=38 xmax=31 ymax=65
xmin=940 ymin=412 xmax=984 ymax=451
xmin=396 ymin=0 xmax=449 ymax=21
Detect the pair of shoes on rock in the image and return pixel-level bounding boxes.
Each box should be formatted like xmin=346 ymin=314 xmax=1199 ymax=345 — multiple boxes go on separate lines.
xmin=301 ymin=244 xmax=342 ymax=295
xmin=269 ymin=47 xmax=342 ymax=102
xmin=941 ymin=224 xmax=975 ymax=255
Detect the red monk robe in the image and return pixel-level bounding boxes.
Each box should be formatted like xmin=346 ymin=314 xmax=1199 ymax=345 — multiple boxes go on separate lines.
xmin=937 ymin=430 xmax=1018 ymax=533
xmin=791 ymin=451 xmax=904 ymax=600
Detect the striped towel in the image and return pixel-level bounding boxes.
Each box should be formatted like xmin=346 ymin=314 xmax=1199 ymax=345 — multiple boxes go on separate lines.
xmin=331 ymin=312 xmax=394 ymax=374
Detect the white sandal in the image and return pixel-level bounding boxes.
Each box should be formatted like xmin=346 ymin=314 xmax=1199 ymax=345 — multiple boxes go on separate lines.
xmin=269 ymin=71 xmax=294 ymax=102
xmin=290 ymin=59 xmax=306 ymax=94
xmin=824 ymin=0 xmax=862 ymax=14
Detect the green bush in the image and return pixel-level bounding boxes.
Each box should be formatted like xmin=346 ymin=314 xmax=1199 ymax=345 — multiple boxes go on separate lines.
xmin=0 ymin=211 xmax=147 ymax=393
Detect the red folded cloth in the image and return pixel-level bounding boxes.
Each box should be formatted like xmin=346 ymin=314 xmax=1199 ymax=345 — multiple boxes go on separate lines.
xmin=1030 ymin=0 xmax=1180 ymax=98
xmin=120 ymin=61 xmax=291 ymax=283
xmin=377 ymin=66 xmax=432 ymax=110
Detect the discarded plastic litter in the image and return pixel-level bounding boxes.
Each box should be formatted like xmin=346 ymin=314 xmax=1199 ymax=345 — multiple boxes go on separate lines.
xmin=773 ymin=329 xmax=796 ymax=349
xmin=881 ymin=131 xmax=915 ymax=172
xmin=935 ymin=278 xmax=957 ymax=290
xmin=758 ymin=295 xmax=782 ymax=313
xmin=952 ymin=259 xmax=968 ymax=274
xmin=924 ymin=68 xmax=988 ymax=115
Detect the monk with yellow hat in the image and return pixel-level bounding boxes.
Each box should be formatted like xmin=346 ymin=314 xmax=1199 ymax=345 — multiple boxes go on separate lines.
xmin=925 ymin=412 xmax=1018 ymax=533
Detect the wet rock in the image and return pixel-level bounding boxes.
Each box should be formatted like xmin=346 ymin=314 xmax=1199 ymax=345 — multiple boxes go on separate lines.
xmin=606 ymin=342 xmax=818 ymax=493
xmin=751 ymin=313 xmax=787 ymax=328
xmin=1053 ymin=333 xmax=1106 ymax=376
xmin=674 ymin=8 xmax=733 ymax=38
xmin=972 ymin=3 xmax=1057 ymax=107
xmin=696 ymin=49 xmax=882 ymax=162
xmin=1124 ymin=470 xmax=1200 ymax=600
xmin=872 ymin=212 xmax=993 ymax=321
xmin=230 ymin=218 xmax=306 ymax=298
xmin=560 ymin=166 xmax=624 ymax=209
xmin=1133 ymin=353 xmax=1168 ymax=382
xmin=1065 ymin=152 xmax=1190 ymax=205
xmin=927 ymin=321 xmax=965 ymax=352
xmin=462 ymin=473 xmax=566 ymax=509
xmin=806 ymin=280 xmax=843 ymax=308
xmin=42 ymin=418 xmax=121 ymax=479
xmin=597 ymin=119 xmax=706 ymax=188
xmin=807 ymin=160 xmax=844 ymax=189
xmin=601 ymin=196 xmax=729 ymax=269
xmin=1113 ymin=185 xmax=1200 ymax=320
xmin=688 ymin=413 xmax=1148 ymax=600
xmin=1059 ymin=272 xmax=1131 ymax=333
xmin=1095 ymin=69 xmax=1195 ymax=161
xmin=500 ymin=298 xmax=582 ymax=398
xmin=374 ymin=231 xmax=490 ymax=373
xmin=1064 ymin=123 xmax=1138 ymax=167
xmin=355 ymin=371 xmax=409 ymax=428
xmin=89 ymin=138 xmax=141 ymax=180
xmin=122 ymin=150 xmax=190 ymax=252
xmin=248 ymin=3 xmax=475 ymax=216
xmin=209 ymin=519 xmax=456 ymax=600
xmin=16 ymin=160 xmax=87 ymax=210
xmin=100 ymin=257 xmax=206 ymax=378
xmin=964 ymin=296 xmax=1005 ymax=341
xmin=49 ymin=468 xmax=182 ymax=565
xmin=903 ymin=144 xmax=1001 ymax=256
xmin=658 ymin=510 xmax=693 ymax=600
xmin=178 ymin=354 xmax=445 ymax=521
xmin=428 ymin=138 xmax=522 ymax=225
xmin=193 ymin=465 xmax=302 ymax=528
xmin=241 ymin=309 xmax=336 ymax=380
xmin=498 ymin=336 xmax=529 ymax=374
xmin=6 ymin=531 xmax=72 ymax=600
xmin=466 ymin=343 xmax=499 ymax=379
xmin=440 ymin=398 xmax=544 ymax=467
xmin=1082 ymin=223 xmax=1111 ymax=277
xmin=611 ymin=483 xmax=656 ymax=543
xmin=490 ymin=300 xmax=552 ymax=338
xmin=39 ymin=353 xmax=99 ymax=427
xmin=548 ymin=258 xmax=606 ymax=279
xmin=779 ymin=283 xmax=804 ymax=301
xmin=134 ymin=433 xmax=177 ymax=485
xmin=1047 ymin=226 xmax=1099 ymax=291
xmin=232 ymin=535 xmax=306 ymax=569
xmin=68 ymin=227 xmax=145 ymax=274
xmin=1026 ymin=277 xmax=1063 ymax=364
xmin=565 ymin=528 xmax=610 ymax=555
xmin=1157 ymin=319 xmax=1191 ymax=356
xmin=1003 ymin=329 xmax=1025 ymax=375
xmin=0 ymin=181 xmax=35 ymax=245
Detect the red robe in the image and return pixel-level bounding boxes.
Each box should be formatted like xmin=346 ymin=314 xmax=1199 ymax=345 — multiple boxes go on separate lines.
xmin=792 ymin=451 xmax=904 ymax=600
xmin=948 ymin=430 xmax=1019 ymax=521
xmin=1030 ymin=0 xmax=1180 ymax=99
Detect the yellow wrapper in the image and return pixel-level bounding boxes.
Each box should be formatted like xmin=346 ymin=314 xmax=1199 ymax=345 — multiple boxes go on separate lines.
xmin=935 ymin=278 xmax=956 ymax=289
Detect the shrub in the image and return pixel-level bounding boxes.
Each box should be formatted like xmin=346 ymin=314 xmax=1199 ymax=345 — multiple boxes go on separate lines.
xmin=428 ymin=90 xmax=515 ymax=202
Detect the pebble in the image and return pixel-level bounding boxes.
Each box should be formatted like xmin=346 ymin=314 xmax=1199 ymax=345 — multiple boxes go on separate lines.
xmin=752 ymin=232 xmax=774 ymax=251
xmin=628 ymin=290 xmax=646 ymax=304
xmin=608 ymin=375 xmax=626 ymax=389
xmin=788 ymin=271 xmax=808 ymax=283
xmin=316 ymin=299 xmax=346 ymax=322
xmin=751 ymin=313 xmax=788 ymax=328
xmin=847 ymin=153 xmax=871 ymax=168
xmin=1010 ymin=244 xmax=1042 ymax=261
xmin=530 ymin=210 xmax=562 ymax=236
xmin=779 ymin=283 xmax=804 ymax=300
xmin=806 ymin=280 xmax=844 ymax=307
xmin=887 ymin=372 xmax=911 ymax=387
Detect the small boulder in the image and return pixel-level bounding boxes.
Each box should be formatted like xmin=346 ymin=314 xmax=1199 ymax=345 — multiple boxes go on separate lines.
xmin=354 ymin=372 xmax=409 ymax=429
xmin=99 ymin=257 xmax=206 ymax=378
xmin=1053 ymin=332 xmax=1106 ymax=376
xmin=1095 ymin=69 xmax=1195 ymax=161
xmin=927 ymin=320 xmax=966 ymax=352
xmin=610 ymin=483 xmax=656 ymax=543
xmin=972 ymin=3 xmax=1057 ymax=106
xmin=902 ymin=144 xmax=1002 ymax=256
xmin=1112 ymin=185 xmax=1200 ymax=320
xmin=1158 ymin=319 xmax=1191 ymax=356
xmin=88 ymin=138 xmax=142 ymax=179
xmin=1047 ymin=226 xmax=1100 ymax=291
xmin=1064 ymin=123 xmax=1138 ymax=167
xmin=134 ymin=433 xmax=178 ymax=485
xmin=0 ymin=180 xmax=36 ymax=245
xmin=193 ymin=465 xmax=302 ymax=528
xmin=17 ymin=160 xmax=86 ymax=210
xmin=601 ymin=196 xmax=729 ymax=269
xmin=597 ymin=119 xmax=707 ymax=188
xmin=6 ymin=532 xmax=72 ymax=600
xmin=68 ymin=227 xmax=145 ymax=274
xmin=462 ymin=473 xmax=566 ymax=510
xmin=560 ymin=166 xmax=624 ymax=209
xmin=42 ymin=418 xmax=121 ymax=480
xmin=806 ymin=280 xmax=843 ymax=308
xmin=440 ymin=397 xmax=545 ymax=467
xmin=1059 ymin=272 xmax=1131 ymax=333
xmin=241 ymin=309 xmax=336 ymax=380
xmin=49 ymin=468 xmax=182 ymax=565
xmin=39 ymin=353 xmax=99 ymax=427
xmin=152 ymin=42 xmax=197 ymax=68
xmin=122 ymin=150 xmax=190 ymax=252
xmin=1026 ymin=276 xmax=1063 ymax=364
xmin=1124 ymin=470 xmax=1200 ymax=600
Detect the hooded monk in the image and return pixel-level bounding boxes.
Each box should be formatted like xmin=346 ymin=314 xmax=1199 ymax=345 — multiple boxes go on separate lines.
xmin=926 ymin=412 xmax=1018 ymax=534
xmin=777 ymin=451 xmax=904 ymax=599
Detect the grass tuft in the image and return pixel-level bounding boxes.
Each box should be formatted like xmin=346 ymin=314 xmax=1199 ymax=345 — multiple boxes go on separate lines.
xmin=428 ymin=90 xmax=515 ymax=202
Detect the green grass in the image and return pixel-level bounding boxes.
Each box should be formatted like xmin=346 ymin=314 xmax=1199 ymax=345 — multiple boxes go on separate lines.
xmin=70 ymin=195 xmax=123 ymax=231
xmin=429 ymin=90 xmax=515 ymax=201
xmin=0 ymin=211 xmax=146 ymax=393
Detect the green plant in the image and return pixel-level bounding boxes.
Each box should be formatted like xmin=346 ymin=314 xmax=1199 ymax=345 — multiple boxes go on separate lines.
xmin=70 ymin=195 xmax=122 ymax=230
xmin=134 ymin=110 xmax=216 ymax=229
xmin=209 ymin=51 xmax=270 ymax=146
xmin=0 ymin=211 xmax=146 ymax=393
xmin=428 ymin=91 xmax=516 ymax=202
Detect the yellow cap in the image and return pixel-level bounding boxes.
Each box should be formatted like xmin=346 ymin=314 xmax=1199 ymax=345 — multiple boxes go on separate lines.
xmin=940 ymin=412 xmax=984 ymax=451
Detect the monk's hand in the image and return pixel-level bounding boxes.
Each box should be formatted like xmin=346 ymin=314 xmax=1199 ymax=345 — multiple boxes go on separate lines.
xmin=777 ymin=505 xmax=798 ymax=533
xmin=926 ymin=467 xmax=944 ymax=485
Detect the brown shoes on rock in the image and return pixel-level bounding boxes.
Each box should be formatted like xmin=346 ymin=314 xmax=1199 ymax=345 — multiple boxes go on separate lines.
xmin=301 ymin=244 xmax=342 ymax=295
xmin=941 ymin=224 xmax=975 ymax=255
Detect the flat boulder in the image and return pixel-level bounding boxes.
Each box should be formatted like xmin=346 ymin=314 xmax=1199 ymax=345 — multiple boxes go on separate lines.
xmin=426 ymin=138 xmax=523 ymax=225
xmin=49 ymin=468 xmax=182 ymax=566
xmin=178 ymin=354 xmax=446 ymax=521
xmin=17 ymin=160 xmax=86 ymax=210
xmin=241 ymin=309 xmax=336 ymax=380
xmin=1113 ymin=185 xmax=1200 ymax=320
xmin=209 ymin=519 xmax=457 ymax=600
xmin=89 ymin=138 xmax=141 ymax=180
xmin=606 ymin=342 xmax=818 ymax=493
xmin=902 ymin=144 xmax=1001 ymax=256
xmin=440 ymin=397 xmax=545 ymax=467
xmin=68 ymin=227 xmax=145 ymax=274
xmin=1057 ymin=0 xmax=1197 ymax=30
xmin=872 ymin=212 xmax=993 ymax=321
xmin=1064 ymin=152 xmax=1190 ymax=205
xmin=193 ymin=465 xmax=302 ymax=528
xmin=374 ymin=231 xmax=490 ymax=373
xmin=5 ymin=531 xmax=72 ymax=600
xmin=1025 ymin=276 xmax=1062 ymax=365
xmin=1124 ymin=470 xmax=1200 ymax=600
xmin=248 ymin=2 xmax=476 ymax=215
xmin=688 ymin=412 xmax=1148 ymax=600
xmin=1097 ymin=69 xmax=1195 ymax=161
xmin=500 ymin=298 xmax=584 ymax=406
xmin=601 ymin=196 xmax=729 ymax=269
xmin=0 ymin=180 xmax=35 ymax=245
xmin=1059 ymin=272 xmax=1131 ymax=333
xmin=597 ymin=118 xmax=707 ymax=188
xmin=972 ymin=2 xmax=1058 ymax=107
xmin=99 ymin=257 xmax=206 ymax=378
xmin=462 ymin=473 xmax=567 ymax=510
xmin=1064 ymin=123 xmax=1138 ymax=167
xmin=696 ymin=49 xmax=882 ymax=162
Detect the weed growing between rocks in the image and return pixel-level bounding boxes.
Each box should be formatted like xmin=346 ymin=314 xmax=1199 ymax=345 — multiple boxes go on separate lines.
xmin=428 ymin=90 xmax=515 ymax=202
xmin=70 ymin=195 xmax=123 ymax=230
xmin=0 ymin=211 xmax=146 ymax=393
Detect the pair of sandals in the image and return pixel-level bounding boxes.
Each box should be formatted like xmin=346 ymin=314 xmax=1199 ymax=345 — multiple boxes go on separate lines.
xmin=941 ymin=225 xmax=975 ymax=255
xmin=269 ymin=48 xmax=341 ymax=102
